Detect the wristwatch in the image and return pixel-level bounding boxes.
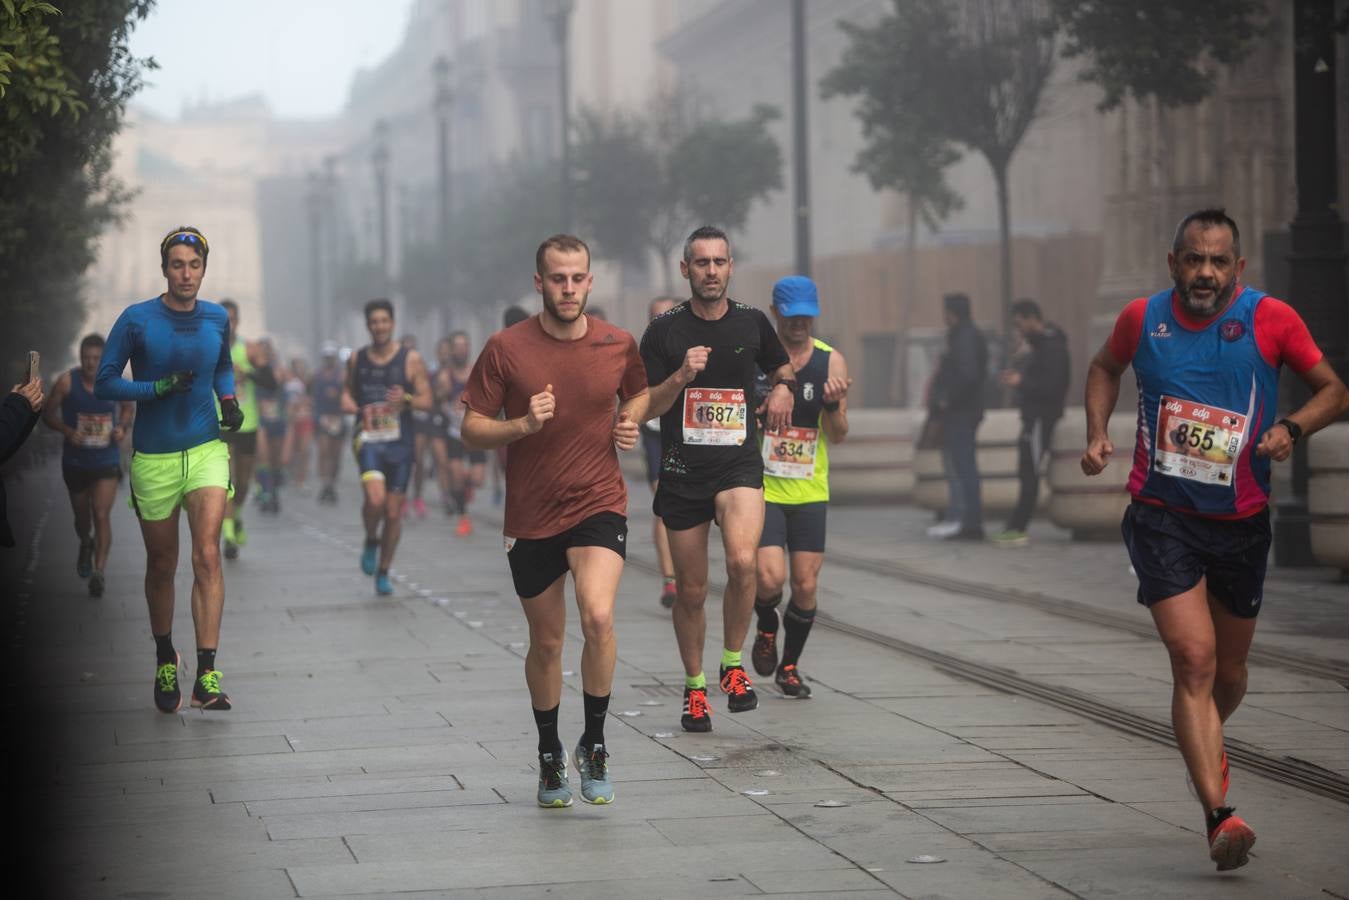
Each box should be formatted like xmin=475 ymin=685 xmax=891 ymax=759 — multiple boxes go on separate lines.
xmin=773 ymin=377 xmax=798 ymax=393
xmin=1277 ymin=418 xmax=1302 ymax=445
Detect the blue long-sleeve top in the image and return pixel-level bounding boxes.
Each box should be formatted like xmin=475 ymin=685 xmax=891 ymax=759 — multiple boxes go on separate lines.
xmin=95 ymin=296 xmax=235 ymax=453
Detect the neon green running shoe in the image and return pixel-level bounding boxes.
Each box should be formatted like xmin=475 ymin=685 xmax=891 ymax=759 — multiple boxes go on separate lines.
xmin=191 ymin=670 xmax=232 ymax=711
xmin=153 ymin=652 xmax=181 ymax=714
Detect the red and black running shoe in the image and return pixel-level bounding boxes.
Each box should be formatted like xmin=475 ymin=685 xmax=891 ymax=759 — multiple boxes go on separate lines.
xmin=1207 ymin=807 xmax=1255 ymax=871
xmin=719 ymin=665 xmax=758 ymax=713
xmin=775 ymin=664 xmax=812 ymax=698
xmin=751 ymin=630 xmax=778 ymax=676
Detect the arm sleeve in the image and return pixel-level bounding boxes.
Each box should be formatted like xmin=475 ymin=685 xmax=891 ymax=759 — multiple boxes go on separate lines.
xmin=1255 ymin=298 xmax=1323 ymax=374
xmin=1106 ymin=299 xmax=1148 ymax=365
xmin=213 ymin=320 xmax=236 ymax=398
xmin=462 ymin=336 xmax=507 ymax=417
xmin=619 ymin=335 xmax=647 ymax=400
xmin=640 ymin=320 xmax=670 ymax=387
xmin=94 ymin=309 xmax=157 ymax=402
xmin=756 ymin=311 xmax=790 ymax=373
xmin=0 ymin=394 xmax=40 ymax=466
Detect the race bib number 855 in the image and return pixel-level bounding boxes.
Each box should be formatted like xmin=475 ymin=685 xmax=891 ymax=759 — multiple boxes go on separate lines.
xmin=682 ymin=388 xmax=746 ymax=445
xmin=1154 ymin=395 xmax=1246 ymax=486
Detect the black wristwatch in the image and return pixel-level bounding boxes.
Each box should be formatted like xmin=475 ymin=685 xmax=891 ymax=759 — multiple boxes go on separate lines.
xmin=1277 ymin=418 xmax=1302 ymax=445
xmin=773 ymin=377 xmax=798 ymax=394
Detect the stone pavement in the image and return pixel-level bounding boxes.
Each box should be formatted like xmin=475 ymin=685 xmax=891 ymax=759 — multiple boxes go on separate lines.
xmin=3 ymin=459 xmax=1347 ymax=899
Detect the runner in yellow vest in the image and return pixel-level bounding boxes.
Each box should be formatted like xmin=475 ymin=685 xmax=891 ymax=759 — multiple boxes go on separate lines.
xmin=751 ymin=276 xmax=852 ymax=698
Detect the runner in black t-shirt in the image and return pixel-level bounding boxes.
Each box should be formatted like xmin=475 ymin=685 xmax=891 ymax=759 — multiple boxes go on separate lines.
xmin=640 ymin=225 xmax=795 ymax=732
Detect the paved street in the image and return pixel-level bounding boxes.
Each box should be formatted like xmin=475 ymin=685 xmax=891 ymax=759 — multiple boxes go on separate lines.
xmin=4 ymin=456 xmax=1347 ymax=899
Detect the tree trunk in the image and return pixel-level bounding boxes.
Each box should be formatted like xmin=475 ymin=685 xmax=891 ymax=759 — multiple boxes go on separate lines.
xmin=993 ymin=159 xmax=1013 ymax=369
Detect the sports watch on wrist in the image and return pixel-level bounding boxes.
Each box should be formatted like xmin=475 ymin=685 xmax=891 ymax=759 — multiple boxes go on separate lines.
xmin=1277 ymin=418 xmax=1302 ymax=445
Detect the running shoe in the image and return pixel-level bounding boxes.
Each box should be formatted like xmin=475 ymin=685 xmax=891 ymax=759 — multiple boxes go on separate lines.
xmin=191 ymin=670 xmax=231 ymax=711
xmin=222 ymin=517 xmax=238 ymax=560
xmin=375 ymin=571 xmax=394 ymax=596
xmin=573 ymin=742 xmax=615 ymax=804
xmin=153 ymin=652 xmax=181 ymax=714
xmin=76 ymin=538 xmax=93 ymax=579
xmin=1186 ymin=750 xmax=1231 ymax=802
xmin=360 ymin=540 xmax=378 ymax=575
xmin=537 ymin=748 xmax=573 ymax=808
xmin=1207 ymin=807 xmax=1255 ymax=871
xmin=455 ymin=516 xmax=473 ymax=537
xmin=719 ymin=665 xmax=758 ymax=713
xmin=88 ymin=570 xmax=105 ymax=598
xmin=775 ymin=664 xmax=812 ymax=698
xmin=926 ymin=521 xmax=961 ymax=539
xmin=751 ymin=629 xmax=778 ymax=676
xmin=681 ymin=686 xmax=712 ymax=733
xmin=414 ymin=497 xmax=427 ymax=519
xmin=659 ymin=582 xmax=677 ymax=610
xmin=990 ymin=529 xmax=1030 ymax=546
xmin=233 ymin=519 xmax=249 ymax=546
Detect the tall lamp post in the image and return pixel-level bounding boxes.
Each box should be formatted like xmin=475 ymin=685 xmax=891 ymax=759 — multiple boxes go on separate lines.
xmin=546 ymin=0 xmax=575 ymax=231
xmin=790 ymin=0 xmax=811 ymax=278
xmin=432 ymin=55 xmax=453 ymax=247
xmin=305 ymin=170 xmax=324 ymax=360
xmin=371 ymin=118 xmax=391 ymax=293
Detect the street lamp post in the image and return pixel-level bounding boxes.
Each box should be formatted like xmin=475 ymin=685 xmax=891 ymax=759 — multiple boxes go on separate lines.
xmin=790 ymin=0 xmax=811 ymax=278
xmin=546 ymin=0 xmax=575 ymax=232
xmin=432 ymin=55 xmax=453 ymax=248
xmin=371 ymin=118 xmax=391 ymax=292
xmin=305 ymin=171 xmax=323 ymax=361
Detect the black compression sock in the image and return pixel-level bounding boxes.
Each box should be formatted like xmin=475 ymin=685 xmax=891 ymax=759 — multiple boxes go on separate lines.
xmin=580 ymin=692 xmax=610 ymax=749
xmin=780 ymin=602 xmax=816 ymax=668
xmin=755 ymin=593 xmax=783 ymax=633
xmin=533 ymin=704 xmax=562 ymax=756
xmin=1205 ymin=806 xmax=1235 ymax=837
xmin=154 ymin=633 xmax=176 ymax=666
xmin=197 ymin=648 xmax=217 ymax=674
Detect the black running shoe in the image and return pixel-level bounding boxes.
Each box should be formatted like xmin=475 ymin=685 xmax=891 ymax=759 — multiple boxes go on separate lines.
xmin=76 ymin=539 xmax=93 ymax=579
xmin=775 ymin=664 xmax=812 ymax=698
xmin=719 ymin=665 xmax=758 ymax=713
xmin=751 ymin=630 xmax=778 ymax=676
xmin=191 ymin=670 xmax=232 ymax=711
xmin=154 ymin=652 xmax=181 ymax=714
xmin=681 ymin=686 xmax=712 ymax=732
xmin=88 ymin=571 xmax=105 ymax=598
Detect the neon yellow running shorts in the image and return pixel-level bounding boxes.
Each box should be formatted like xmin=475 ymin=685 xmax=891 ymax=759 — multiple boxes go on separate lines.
xmin=128 ymin=439 xmax=233 ymax=521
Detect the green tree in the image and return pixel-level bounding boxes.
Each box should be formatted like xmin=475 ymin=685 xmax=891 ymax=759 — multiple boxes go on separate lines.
xmin=1050 ymin=0 xmax=1265 ymax=111
xmin=0 ymin=0 xmax=155 ymax=375
xmin=572 ymin=97 xmax=784 ymax=292
xmin=825 ymin=0 xmax=1055 ymax=344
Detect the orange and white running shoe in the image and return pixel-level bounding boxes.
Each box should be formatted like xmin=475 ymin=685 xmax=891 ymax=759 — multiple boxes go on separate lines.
xmin=1207 ymin=807 xmax=1255 ymax=871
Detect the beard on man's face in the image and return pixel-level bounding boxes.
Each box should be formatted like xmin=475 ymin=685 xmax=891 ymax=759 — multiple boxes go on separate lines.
xmin=543 ymin=290 xmax=587 ymax=322
xmin=1175 ymin=273 xmax=1236 ymax=318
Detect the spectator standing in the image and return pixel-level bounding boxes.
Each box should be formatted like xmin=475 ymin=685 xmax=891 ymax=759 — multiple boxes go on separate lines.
xmin=927 ymin=292 xmax=987 ymax=540
xmin=992 ymin=299 xmax=1070 ymax=545
xmin=1 ymin=377 xmax=44 ymax=548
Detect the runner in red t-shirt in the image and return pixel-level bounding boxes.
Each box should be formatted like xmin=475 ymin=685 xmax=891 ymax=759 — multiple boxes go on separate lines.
xmin=462 ymin=234 xmax=647 ymax=809
xmin=1081 ymin=209 xmax=1349 ymax=871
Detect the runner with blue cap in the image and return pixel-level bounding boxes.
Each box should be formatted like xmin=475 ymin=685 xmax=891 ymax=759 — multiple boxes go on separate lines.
xmin=751 ymin=275 xmax=852 ymax=698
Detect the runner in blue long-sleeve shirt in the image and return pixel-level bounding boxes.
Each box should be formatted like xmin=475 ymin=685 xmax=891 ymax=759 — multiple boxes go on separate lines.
xmin=95 ymin=226 xmax=245 ymax=713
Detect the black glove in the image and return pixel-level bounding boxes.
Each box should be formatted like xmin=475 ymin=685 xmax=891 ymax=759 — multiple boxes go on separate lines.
xmin=153 ymin=370 xmax=195 ymax=397
xmin=219 ymin=396 xmax=245 ymax=432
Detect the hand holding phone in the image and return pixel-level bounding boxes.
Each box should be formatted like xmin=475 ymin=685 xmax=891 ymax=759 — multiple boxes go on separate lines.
xmin=25 ymin=351 xmax=39 ymax=385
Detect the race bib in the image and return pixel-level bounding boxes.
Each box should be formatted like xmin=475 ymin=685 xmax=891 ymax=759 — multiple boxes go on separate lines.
xmin=682 ymin=388 xmax=746 ymax=446
xmin=258 ymin=397 xmax=281 ymax=421
xmin=762 ymin=425 xmax=818 ymax=479
xmin=75 ymin=412 xmax=114 ymax=449
xmin=361 ymin=402 xmax=402 ymax=443
xmin=1154 ymin=395 xmax=1247 ymax=486
xmin=318 ymin=413 xmax=344 ymax=437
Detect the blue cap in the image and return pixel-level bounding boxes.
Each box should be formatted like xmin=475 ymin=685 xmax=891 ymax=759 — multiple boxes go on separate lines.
xmin=772 ymin=275 xmax=819 ymax=317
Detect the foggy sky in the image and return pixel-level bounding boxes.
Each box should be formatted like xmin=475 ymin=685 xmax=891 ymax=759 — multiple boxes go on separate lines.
xmin=128 ymin=0 xmax=414 ymax=120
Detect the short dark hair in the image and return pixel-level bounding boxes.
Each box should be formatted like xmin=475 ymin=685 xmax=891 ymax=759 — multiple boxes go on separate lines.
xmin=364 ymin=298 xmax=394 ymax=321
xmin=535 ymin=234 xmax=590 ymax=274
xmin=503 ymin=305 xmax=529 ymax=328
xmin=683 ymin=225 xmax=731 ymax=262
xmin=943 ymin=292 xmax=971 ymax=323
xmin=448 ymin=330 xmax=468 ymax=343
xmin=1010 ymin=298 xmax=1042 ymax=320
xmin=79 ymin=333 xmax=105 ymax=354
xmin=159 ymin=225 xmax=209 ymax=268
xmin=648 ymin=296 xmax=679 ymax=320
xmin=220 ymin=298 xmax=238 ymax=314
xmin=1173 ymin=208 xmax=1241 ymax=259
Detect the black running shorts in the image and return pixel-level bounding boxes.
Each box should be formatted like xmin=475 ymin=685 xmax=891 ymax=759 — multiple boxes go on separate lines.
xmin=1121 ymin=501 xmax=1271 ymax=618
xmin=506 ymin=511 xmax=628 ymax=599
xmin=760 ymin=501 xmax=827 ymax=553
xmin=62 ymin=464 xmax=121 ymax=494
xmin=652 ymin=465 xmax=762 ymax=532
xmin=447 ymin=436 xmax=487 ymax=465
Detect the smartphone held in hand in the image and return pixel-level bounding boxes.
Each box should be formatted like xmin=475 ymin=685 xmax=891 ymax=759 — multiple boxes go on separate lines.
xmin=25 ymin=351 xmax=39 ymax=384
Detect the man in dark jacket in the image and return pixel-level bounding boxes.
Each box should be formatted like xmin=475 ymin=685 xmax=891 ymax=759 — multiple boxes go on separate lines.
xmin=993 ymin=299 xmax=1070 ymax=545
xmin=928 ymin=292 xmax=988 ymax=540
xmin=1 ymin=378 xmax=45 ymax=548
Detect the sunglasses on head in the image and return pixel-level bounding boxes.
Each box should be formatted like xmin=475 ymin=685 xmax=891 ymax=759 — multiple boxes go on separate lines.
xmin=161 ymin=231 xmax=210 ymax=254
